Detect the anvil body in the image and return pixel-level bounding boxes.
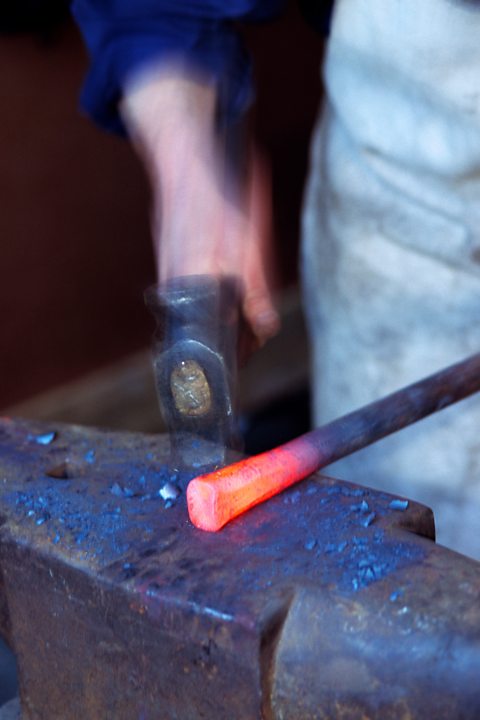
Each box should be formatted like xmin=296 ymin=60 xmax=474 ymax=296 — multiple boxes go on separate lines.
xmin=0 ymin=418 xmax=480 ymax=719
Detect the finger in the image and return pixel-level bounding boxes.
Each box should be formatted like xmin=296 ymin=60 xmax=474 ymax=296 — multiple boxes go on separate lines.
xmin=242 ymin=150 xmax=280 ymax=344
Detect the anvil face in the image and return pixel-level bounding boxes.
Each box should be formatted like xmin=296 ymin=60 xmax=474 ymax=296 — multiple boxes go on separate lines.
xmin=1 ymin=418 xmax=480 ymax=719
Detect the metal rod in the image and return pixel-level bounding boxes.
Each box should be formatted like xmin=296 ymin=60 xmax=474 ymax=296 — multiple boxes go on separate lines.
xmin=297 ymin=351 xmax=480 ymax=467
xmin=188 ymin=353 xmax=480 ymax=531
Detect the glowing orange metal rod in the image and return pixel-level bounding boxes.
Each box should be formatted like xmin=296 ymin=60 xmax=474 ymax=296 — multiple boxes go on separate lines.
xmin=187 ymin=353 xmax=480 ymax=531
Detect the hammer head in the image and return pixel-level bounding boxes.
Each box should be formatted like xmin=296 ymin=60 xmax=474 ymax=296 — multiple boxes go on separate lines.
xmin=145 ymin=275 xmax=242 ymax=470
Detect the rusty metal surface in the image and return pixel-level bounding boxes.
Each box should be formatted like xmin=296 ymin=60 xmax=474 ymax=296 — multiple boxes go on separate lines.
xmin=0 ymin=417 xmax=479 ymax=719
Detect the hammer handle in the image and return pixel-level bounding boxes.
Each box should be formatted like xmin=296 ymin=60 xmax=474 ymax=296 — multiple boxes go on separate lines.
xmin=187 ymin=353 xmax=480 ymax=531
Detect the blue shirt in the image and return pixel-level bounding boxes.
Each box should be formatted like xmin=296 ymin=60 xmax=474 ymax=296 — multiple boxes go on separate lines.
xmin=71 ymin=0 xmax=333 ymax=134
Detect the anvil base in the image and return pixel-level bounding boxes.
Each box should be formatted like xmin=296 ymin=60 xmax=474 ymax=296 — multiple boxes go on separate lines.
xmin=1 ymin=418 xmax=480 ymax=719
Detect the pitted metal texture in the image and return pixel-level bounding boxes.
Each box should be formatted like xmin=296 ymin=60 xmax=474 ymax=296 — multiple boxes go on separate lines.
xmin=0 ymin=418 xmax=479 ymax=719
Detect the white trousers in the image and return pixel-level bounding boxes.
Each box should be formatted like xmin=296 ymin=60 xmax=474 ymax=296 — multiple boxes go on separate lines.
xmin=302 ymin=0 xmax=480 ymax=558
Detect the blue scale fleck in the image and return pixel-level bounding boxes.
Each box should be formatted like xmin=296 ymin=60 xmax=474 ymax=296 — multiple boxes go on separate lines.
xmin=361 ymin=512 xmax=376 ymax=528
xmin=84 ymin=449 xmax=95 ymax=464
xmin=389 ymin=499 xmax=409 ymax=511
xmin=30 ymin=432 xmax=56 ymax=446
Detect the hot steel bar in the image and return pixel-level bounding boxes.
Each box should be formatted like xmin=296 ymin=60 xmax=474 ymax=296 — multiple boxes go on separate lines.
xmin=188 ymin=352 xmax=480 ymax=530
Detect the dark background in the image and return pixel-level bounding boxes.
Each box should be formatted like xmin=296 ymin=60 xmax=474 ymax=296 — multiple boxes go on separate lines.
xmin=0 ymin=1 xmax=322 ymax=410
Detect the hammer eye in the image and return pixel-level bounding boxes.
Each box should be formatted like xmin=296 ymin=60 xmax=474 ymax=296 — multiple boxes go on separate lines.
xmin=170 ymin=360 xmax=212 ymax=417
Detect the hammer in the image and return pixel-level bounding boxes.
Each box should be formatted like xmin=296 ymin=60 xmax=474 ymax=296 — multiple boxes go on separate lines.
xmin=187 ymin=352 xmax=480 ymax=531
xmin=145 ymin=275 xmax=242 ymax=470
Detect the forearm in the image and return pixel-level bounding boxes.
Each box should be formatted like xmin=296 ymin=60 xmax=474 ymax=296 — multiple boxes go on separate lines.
xmin=121 ymin=63 xmax=218 ymax=180
xmin=120 ymin=63 xmax=235 ymax=281
xmin=119 ymin=61 xmax=278 ymax=342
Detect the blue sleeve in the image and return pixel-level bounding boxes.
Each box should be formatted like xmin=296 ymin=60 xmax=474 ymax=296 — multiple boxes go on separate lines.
xmin=71 ymin=1 xmax=286 ymax=134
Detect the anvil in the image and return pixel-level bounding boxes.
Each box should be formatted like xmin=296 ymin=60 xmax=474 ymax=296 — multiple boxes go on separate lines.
xmin=1 ymin=417 xmax=480 ymax=719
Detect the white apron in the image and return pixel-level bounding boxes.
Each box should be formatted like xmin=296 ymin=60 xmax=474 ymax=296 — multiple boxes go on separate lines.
xmin=302 ymin=0 xmax=480 ymax=558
